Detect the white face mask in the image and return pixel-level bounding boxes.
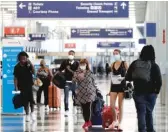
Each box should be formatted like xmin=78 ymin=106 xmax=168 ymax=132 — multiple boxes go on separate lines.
xmin=80 ymin=65 xmax=86 ymax=70
xmin=68 ymin=55 xmax=74 ymax=60
xmin=114 ymin=54 xmax=121 ymax=61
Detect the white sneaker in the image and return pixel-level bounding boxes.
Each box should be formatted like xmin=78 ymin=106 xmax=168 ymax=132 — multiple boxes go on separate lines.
xmin=26 ymin=115 xmax=30 ymax=122
xmin=31 ymin=112 xmax=36 ymax=121
xmin=65 ymin=110 xmax=69 ymax=116
xmin=45 ymin=105 xmax=49 ymax=111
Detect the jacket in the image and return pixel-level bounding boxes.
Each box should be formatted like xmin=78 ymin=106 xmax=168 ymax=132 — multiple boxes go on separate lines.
xmin=125 ymin=60 xmax=162 ymax=94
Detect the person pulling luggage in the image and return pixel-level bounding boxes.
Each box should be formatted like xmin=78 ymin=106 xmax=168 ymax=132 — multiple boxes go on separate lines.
xmin=37 ymin=60 xmax=52 ymax=110
xmin=72 ymin=59 xmax=97 ymax=130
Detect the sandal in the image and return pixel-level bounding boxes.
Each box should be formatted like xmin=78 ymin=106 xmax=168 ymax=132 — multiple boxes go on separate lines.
xmin=108 ymin=121 xmax=118 ymax=129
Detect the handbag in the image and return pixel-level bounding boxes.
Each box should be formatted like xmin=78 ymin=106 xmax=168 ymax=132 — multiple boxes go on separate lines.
xmin=32 ymin=78 xmax=43 ymax=92
xmin=52 ymin=72 xmax=66 ymax=89
xmin=13 ymin=93 xmax=23 ymax=109
xmin=124 ymin=82 xmax=134 ymax=99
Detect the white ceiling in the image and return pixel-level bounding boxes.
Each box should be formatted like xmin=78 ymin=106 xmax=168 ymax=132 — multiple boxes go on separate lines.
xmin=134 ymin=1 xmax=147 ymax=23
xmin=0 ymin=1 xmax=147 ymax=23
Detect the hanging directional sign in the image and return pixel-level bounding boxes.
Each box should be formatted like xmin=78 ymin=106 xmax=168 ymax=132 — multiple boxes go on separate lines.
xmin=97 ymin=42 xmax=135 ymax=48
xmin=71 ymin=28 xmax=133 ymax=38
xmin=28 ymin=33 xmax=46 ymax=41
xmin=17 ymin=1 xmax=129 ymax=18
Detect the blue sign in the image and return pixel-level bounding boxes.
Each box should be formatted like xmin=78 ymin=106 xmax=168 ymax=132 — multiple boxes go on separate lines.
xmin=28 ymin=33 xmax=46 ymax=41
xmin=17 ymin=1 xmax=129 ymax=18
xmin=2 ymin=46 xmax=24 ymax=114
xmin=71 ymin=28 xmax=133 ymax=38
xmin=97 ymin=42 xmax=135 ymax=48
xmin=139 ymin=38 xmax=146 ymax=44
xmin=146 ymin=23 xmax=156 ymax=37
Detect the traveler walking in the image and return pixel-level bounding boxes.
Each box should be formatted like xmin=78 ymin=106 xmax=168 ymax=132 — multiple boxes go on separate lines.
xmin=125 ymin=45 xmax=162 ymax=132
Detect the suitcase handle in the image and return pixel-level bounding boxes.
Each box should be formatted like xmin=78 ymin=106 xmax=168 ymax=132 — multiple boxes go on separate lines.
xmin=105 ymin=94 xmax=110 ymax=106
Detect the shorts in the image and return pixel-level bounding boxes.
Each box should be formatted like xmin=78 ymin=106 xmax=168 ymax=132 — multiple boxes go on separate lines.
xmin=110 ymin=83 xmax=125 ymax=93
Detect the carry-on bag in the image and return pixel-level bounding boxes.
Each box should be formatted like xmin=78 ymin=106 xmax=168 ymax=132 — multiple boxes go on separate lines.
xmin=102 ymin=95 xmax=119 ymax=128
xmin=52 ymin=72 xmax=66 ymax=89
xmin=12 ymin=91 xmax=23 ymax=109
xmin=48 ymin=84 xmax=61 ymax=109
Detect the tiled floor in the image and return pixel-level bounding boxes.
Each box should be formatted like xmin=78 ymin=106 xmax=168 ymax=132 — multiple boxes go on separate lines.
xmin=0 ymin=76 xmax=168 ymax=132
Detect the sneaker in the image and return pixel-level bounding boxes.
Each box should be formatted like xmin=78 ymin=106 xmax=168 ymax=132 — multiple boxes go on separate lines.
xmin=31 ymin=112 xmax=36 ymax=121
xmin=87 ymin=121 xmax=92 ymax=128
xmin=26 ymin=115 xmax=30 ymax=122
xmin=45 ymin=105 xmax=49 ymax=111
xmin=65 ymin=110 xmax=69 ymax=116
xmin=82 ymin=122 xmax=88 ymax=129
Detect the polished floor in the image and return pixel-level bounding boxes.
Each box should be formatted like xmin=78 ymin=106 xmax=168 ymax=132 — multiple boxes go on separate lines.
xmin=1 ymin=76 xmax=168 ymax=132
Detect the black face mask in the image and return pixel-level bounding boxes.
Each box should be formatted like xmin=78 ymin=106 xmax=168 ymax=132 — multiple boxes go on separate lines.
xmin=40 ymin=64 xmax=44 ymax=67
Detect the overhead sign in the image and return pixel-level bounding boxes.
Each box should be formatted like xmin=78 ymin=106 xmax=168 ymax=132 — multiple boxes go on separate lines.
xmin=139 ymin=38 xmax=146 ymax=44
xmin=2 ymin=39 xmax=23 ymax=114
xmin=65 ymin=43 xmax=76 ymax=48
xmin=146 ymin=23 xmax=156 ymax=37
xmin=4 ymin=27 xmax=25 ymax=37
xmin=97 ymin=42 xmax=135 ymax=48
xmin=71 ymin=28 xmax=133 ymax=38
xmin=17 ymin=1 xmax=129 ymax=18
xmin=28 ymin=33 xmax=46 ymax=41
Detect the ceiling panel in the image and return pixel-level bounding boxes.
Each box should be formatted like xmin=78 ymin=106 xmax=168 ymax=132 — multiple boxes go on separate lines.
xmin=134 ymin=1 xmax=147 ymax=23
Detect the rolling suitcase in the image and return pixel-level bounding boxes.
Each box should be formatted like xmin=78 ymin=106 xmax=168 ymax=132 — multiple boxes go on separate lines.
xmin=48 ymin=84 xmax=61 ymax=109
xmin=102 ymin=95 xmax=119 ymax=128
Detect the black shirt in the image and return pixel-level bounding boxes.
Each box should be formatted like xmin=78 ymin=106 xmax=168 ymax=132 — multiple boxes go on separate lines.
xmin=125 ymin=60 xmax=162 ymax=94
xmin=59 ymin=60 xmax=79 ymax=81
xmin=13 ymin=63 xmax=34 ymax=90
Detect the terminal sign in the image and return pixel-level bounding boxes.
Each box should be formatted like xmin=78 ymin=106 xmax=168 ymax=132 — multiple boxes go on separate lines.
xmin=28 ymin=33 xmax=46 ymax=41
xmin=17 ymin=1 xmax=129 ymax=18
xmin=71 ymin=28 xmax=133 ymax=38
xmin=4 ymin=27 xmax=25 ymax=37
xmin=97 ymin=42 xmax=135 ymax=48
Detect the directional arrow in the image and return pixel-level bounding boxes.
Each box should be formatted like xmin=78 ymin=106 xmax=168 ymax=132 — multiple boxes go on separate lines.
xmin=121 ymin=2 xmax=127 ymax=10
xmin=128 ymin=29 xmax=132 ymax=33
xmin=19 ymin=3 xmax=26 ymax=9
xmin=71 ymin=30 xmax=76 ymax=33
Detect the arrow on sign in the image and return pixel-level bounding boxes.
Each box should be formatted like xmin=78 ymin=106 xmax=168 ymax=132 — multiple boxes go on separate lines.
xmin=121 ymin=2 xmax=127 ymax=10
xmin=72 ymin=30 xmax=76 ymax=33
xmin=128 ymin=29 xmax=132 ymax=33
xmin=19 ymin=3 xmax=26 ymax=9
xmin=162 ymin=29 xmax=166 ymax=44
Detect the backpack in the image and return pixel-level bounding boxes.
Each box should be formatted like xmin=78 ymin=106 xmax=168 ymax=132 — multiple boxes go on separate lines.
xmin=132 ymin=60 xmax=152 ymax=82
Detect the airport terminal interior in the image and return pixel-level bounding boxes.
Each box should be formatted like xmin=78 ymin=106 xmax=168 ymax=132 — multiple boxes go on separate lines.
xmin=0 ymin=1 xmax=168 ymax=132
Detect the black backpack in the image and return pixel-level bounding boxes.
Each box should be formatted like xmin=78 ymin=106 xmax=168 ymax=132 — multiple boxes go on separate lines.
xmin=132 ymin=60 xmax=152 ymax=82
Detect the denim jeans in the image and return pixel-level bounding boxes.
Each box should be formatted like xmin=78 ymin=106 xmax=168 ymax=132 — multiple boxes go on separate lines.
xmin=64 ymin=82 xmax=76 ymax=111
xmin=133 ymin=93 xmax=157 ymax=132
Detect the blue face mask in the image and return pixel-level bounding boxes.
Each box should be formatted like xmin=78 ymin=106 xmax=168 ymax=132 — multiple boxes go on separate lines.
xmin=114 ymin=54 xmax=121 ymax=61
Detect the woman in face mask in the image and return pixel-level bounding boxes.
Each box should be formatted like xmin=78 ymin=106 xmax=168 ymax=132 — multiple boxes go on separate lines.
xmin=37 ymin=60 xmax=52 ymax=110
xmin=72 ymin=59 xmax=97 ymax=130
xmin=108 ymin=49 xmax=128 ymax=131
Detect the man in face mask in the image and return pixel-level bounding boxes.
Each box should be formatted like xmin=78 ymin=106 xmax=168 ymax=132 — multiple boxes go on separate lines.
xmin=59 ymin=50 xmax=79 ymax=112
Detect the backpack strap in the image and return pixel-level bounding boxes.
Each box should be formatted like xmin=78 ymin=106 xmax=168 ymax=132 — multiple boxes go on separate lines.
xmin=121 ymin=61 xmax=126 ymax=69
